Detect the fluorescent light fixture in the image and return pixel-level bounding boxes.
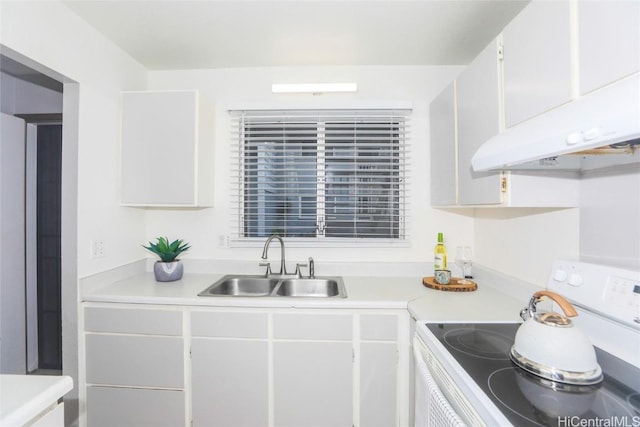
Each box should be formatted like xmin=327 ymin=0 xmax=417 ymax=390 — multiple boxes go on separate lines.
xmin=272 ymin=83 xmax=358 ymax=94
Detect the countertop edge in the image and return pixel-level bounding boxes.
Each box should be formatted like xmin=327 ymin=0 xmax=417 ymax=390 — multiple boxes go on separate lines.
xmin=1 ymin=375 xmax=73 ymax=426
xmin=82 ymin=294 xmax=412 ymax=310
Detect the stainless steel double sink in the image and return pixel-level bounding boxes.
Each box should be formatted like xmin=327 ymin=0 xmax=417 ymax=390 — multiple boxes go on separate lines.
xmin=198 ymin=275 xmax=347 ymax=298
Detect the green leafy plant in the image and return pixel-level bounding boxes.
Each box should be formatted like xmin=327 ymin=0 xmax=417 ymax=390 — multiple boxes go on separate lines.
xmin=143 ymin=237 xmax=190 ymax=263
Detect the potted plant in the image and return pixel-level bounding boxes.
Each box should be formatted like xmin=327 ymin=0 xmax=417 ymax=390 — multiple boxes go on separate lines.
xmin=143 ymin=236 xmax=190 ymax=282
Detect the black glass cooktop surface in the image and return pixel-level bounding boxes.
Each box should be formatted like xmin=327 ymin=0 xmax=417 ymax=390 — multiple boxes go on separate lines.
xmin=426 ymin=323 xmax=640 ymax=427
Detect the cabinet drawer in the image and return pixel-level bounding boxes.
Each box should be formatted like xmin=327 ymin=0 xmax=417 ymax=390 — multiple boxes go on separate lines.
xmin=361 ymin=314 xmax=398 ymax=341
xmin=87 ymin=386 xmax=185 ymax=427
xmin=85 ymin=334 xmax=183 ymax=387
xmin=191 ymin=311 xmax=268 ymax=338
xmin=84 ymin=307 xmax=182 ymax=335
xmin=273 ymin=313 xmax=352 ymax=340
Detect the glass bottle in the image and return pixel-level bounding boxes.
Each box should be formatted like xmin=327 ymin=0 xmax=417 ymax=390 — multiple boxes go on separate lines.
xmin=434 ymin=232 xmax=447 ymax=271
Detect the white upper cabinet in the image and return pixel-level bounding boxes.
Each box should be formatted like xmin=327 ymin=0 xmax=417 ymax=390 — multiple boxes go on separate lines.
xmin=578 ymin=0 xmax=640 ymax=95
xmin=429 ymin=36 xmax=580 ymax=208
xmin=120 ymin=90 xmax=214 ymax=207
xmin=502 ymin=0 xmax=572 ymax=128
xmin=456 ymin=39 xmax=503 ymax=206
xmin=429 ymin=82 xmax=457 ymax=206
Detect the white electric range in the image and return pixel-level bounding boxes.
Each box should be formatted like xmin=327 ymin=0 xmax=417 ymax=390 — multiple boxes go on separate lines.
xmin=414 ymin=260 xmax=640 ymax=427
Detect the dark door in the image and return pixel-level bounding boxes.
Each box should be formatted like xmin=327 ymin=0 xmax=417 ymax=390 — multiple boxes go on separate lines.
xmin=36 ymin=124 xmax=62 ymax=370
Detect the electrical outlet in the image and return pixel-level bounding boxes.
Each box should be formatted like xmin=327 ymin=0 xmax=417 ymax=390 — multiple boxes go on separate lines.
xmin=218 ymin=234 xmax=230 ymax=248
xmin=90 ymin=240 xmax=105 ymax=258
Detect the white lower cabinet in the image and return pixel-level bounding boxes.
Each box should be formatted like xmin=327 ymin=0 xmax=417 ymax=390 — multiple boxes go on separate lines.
xmin=272 ymin=312 xmax=354 ymax=426
xmin=86 ymin=386 xmax=184 ymax=427
xmin=192 ymin=339 xmax=269 ymax=426
xmin=360 ymin=314 xmax=401 ymax=427
xmin=191 ymin=310 xmax=269 ymax=427
xmin=85 ymin=334 xmax=183 ymax=387
xmin=360 ymin=342 xmax=398 ymax=427
xmin=274 ymin=341 xmax=353 ymax=427
xmin=82 ymin=304 xmax=409 ymax=427
xmin=82 ymin=305 xmax=186 ymax=427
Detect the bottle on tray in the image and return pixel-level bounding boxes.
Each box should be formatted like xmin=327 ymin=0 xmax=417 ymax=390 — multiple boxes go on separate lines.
xmin=434 ymin=232 xmax=447 ymax=271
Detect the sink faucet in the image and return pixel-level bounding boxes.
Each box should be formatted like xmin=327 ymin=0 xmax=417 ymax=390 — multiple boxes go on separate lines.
xmin=308 ymin=257 xmax=315 ymax=278
xmin=261 ymin=235 xmax=287 ymax=276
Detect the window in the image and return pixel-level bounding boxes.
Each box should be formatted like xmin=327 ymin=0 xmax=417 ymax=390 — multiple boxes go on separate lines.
xmin=230 ymin=109 xmax=410 ymax=242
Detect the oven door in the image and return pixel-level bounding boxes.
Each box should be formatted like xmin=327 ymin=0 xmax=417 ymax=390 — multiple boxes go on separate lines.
xmin=413 ymin=336 xmax=468 ymax=426
xmin=414 ymin=335 xmax=482 ymax=427
xmin=414 ymin=324 xmax=513 ymax=427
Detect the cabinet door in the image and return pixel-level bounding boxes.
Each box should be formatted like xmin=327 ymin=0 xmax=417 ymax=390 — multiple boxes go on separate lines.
xmin=360 ymin=342 xmax=398 ymax=427
xmin=273 ymin=341 xmax=353 ymax=427
xmin=121 ymin=90 xmax=203 ymax=206
xmin=429 ymin=82 xmax=457 ymax=206
xmin=503 ymin=0 xmax=572 ymax=127
xmin=86 ymin=386 xmax=185 ymax=427
xmin=457 ymin=39 xmax=502 ymax=205
xmin=578 ymin=0 xmax=640 ymax=94
xmin=85 ymin=334 xmax=183 ymax=388
xmin=191 ymin=338 xmax=269 ymax=427
xmin=361 ymin=314 xmax=398 ymax=341
xmin=503 ymin=1 xmax=572 ymax=127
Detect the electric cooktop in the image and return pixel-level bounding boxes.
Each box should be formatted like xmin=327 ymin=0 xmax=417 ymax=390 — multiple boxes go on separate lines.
xmin=426 ymin=323 xmax=640 ymax=427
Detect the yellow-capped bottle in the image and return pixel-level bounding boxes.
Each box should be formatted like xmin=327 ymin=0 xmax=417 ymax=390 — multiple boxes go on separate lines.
xmin=434 ymin=232 xmax=447 ymax=271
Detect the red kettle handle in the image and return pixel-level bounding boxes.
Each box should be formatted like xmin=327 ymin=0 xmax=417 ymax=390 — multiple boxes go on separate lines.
xmin=534 ymin=290 xmax=578 ymax=317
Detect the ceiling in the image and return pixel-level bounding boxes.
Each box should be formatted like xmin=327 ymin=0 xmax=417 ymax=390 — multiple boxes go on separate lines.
xmin=61 ymin=0 xmax=529 ymax=70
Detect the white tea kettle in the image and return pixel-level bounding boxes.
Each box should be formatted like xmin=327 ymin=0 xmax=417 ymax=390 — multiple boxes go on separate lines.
xmin=510 ymin=290 xmax=603 ymax=385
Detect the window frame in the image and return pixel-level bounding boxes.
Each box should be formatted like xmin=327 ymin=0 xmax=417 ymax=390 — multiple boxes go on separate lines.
xmin=229 ymin=109 xmax=411 ymax=248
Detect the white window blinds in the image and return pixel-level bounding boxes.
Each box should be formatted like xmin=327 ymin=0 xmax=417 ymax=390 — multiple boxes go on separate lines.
xmin=229 ymin=109 xmax=410 ymax=242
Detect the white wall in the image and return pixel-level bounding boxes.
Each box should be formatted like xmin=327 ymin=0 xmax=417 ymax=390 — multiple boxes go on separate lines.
xmin=145 ymin=66 xmax=475 ymax=268
xmin=473 ymin=164 xmax=640 ymax=286
xmin=1 ymin=1 xmax=148 ymax=278
xmin=580 ymin=164 xmax=640 ymax=270
xmin=1 ymin=2 xmax=147 ymax=424
xmin=0 ymin=113 xmax=27 ymax=374
xmin=474 ymin=208 xmax=580 ymax=286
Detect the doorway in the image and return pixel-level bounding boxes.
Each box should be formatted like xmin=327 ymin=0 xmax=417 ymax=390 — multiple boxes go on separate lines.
xmin=0 ymin=56 xmax=64 ymax=374
xmin=22 ymin=119 xmax=64 ymax=373
xmin=36 ymin=123 xmax=63 ymax=371
xmin=1 ymin=47 xmax=80 ymax=424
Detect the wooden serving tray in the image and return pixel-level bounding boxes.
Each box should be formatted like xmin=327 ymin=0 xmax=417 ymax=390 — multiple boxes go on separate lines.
xmin=422 ymin=276 xmax=478 ymax=292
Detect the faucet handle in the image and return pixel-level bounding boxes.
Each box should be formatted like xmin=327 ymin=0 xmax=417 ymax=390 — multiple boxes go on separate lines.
xmin=294 ymin=263 xmax=308 ymax=278
xmin=308 ymin=257 xmax=315 ymax=279
xmin=259 ymin=262 xmax=272 ymax=277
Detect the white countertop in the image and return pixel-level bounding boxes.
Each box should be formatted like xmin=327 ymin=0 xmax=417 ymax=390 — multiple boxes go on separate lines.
xmin=0 ymin=374 xmax=73 ymax=427
xmin=83 ymin=272 xmax=432 ymax=309
xmin=82 ymin=265 xmax=537 ymax=321
xmin=408 ymin=283 xmax=525 ymax=322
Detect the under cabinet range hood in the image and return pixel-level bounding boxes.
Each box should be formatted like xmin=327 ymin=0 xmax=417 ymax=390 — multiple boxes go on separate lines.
xmin=472 ymin=74 xmax=640 ymax=171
